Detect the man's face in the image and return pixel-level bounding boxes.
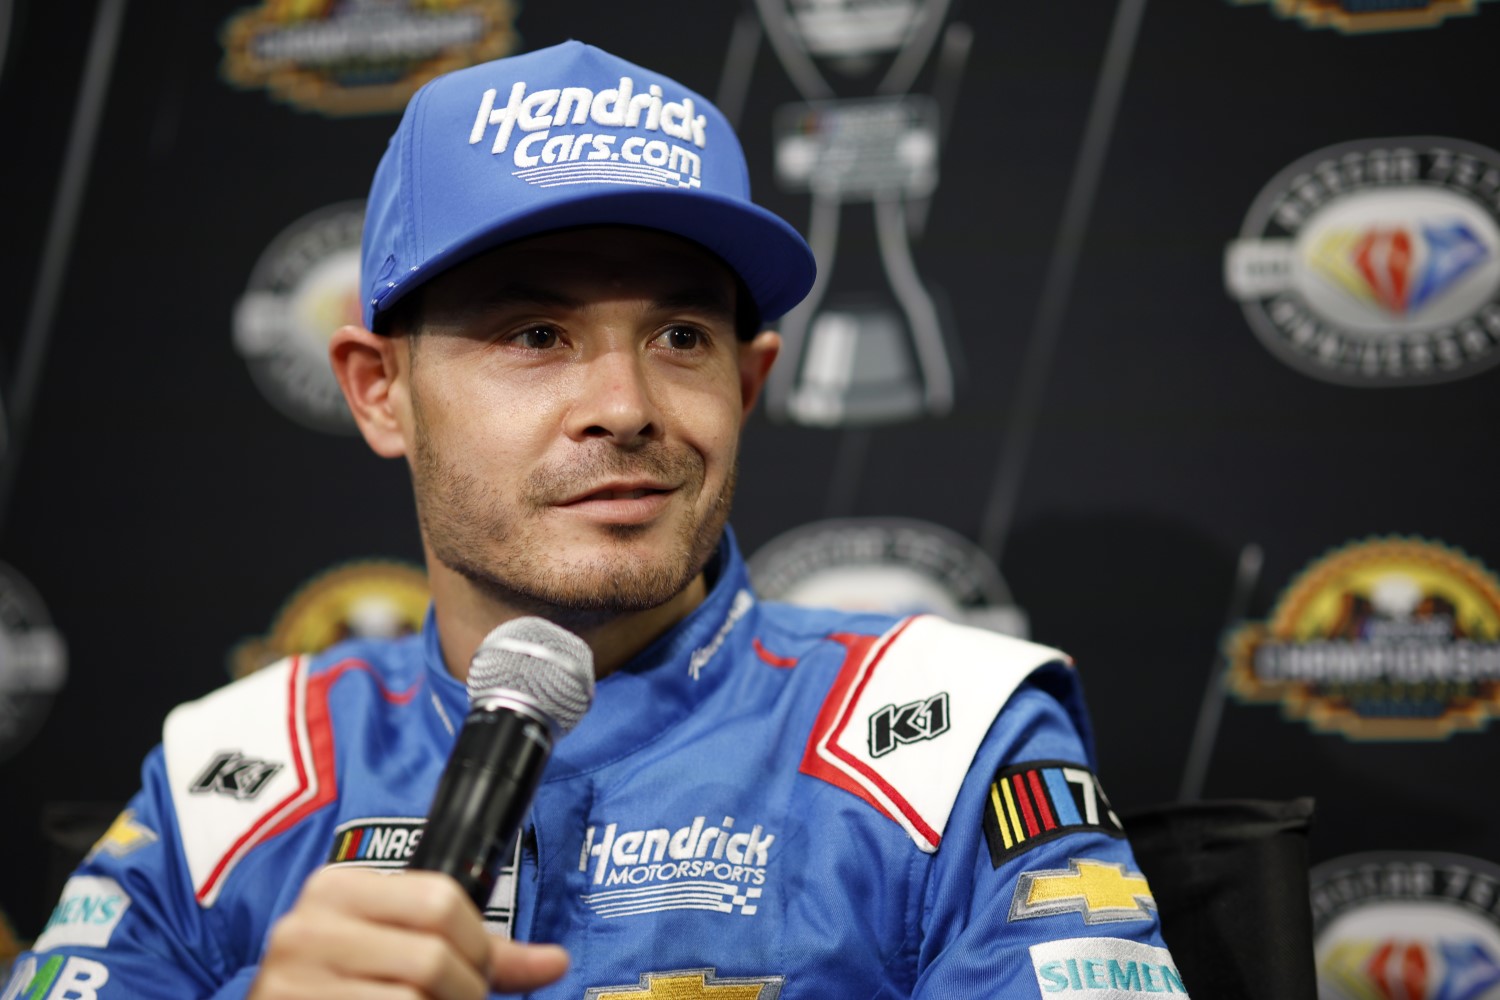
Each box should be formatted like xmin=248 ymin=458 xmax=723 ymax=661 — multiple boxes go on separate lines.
xmin=395 ymin=227 xmax=767 ymax=624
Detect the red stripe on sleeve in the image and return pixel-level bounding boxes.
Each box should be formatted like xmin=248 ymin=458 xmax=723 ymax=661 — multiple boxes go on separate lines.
xmin=817 ymin=619 xmax=944 ymax=848
xmin=798 ymin=634 xmax=889 ymax=819
xmin=1012 ymin=773 xmax=1040 ymax=837
xmin=753 ymin=637 xmax=798 ymax=668
xmin=1028 ymin=769 xmax=1057 ymax=831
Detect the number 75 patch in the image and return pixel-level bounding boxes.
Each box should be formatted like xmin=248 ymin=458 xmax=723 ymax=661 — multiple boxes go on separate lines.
xmin=982 ymin=760 xmax=1124 ymax=867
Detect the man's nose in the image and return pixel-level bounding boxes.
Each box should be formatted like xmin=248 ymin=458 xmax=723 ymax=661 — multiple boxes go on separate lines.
xmin=565 ymin=348 xmax=663 ymax=445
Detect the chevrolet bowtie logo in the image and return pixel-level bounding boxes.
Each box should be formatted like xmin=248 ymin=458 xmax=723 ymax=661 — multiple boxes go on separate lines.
xmin=583 ymin=968 xmax=784 ymax=999
xmin=1009 ymin=858 xmax=1157 ymax=925
xmin=87 ymin=809 xmax=159 ymax=860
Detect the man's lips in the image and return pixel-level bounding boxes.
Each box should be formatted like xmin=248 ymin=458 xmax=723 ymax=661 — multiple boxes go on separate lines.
xmin=552 ymin=482 xmax=680 ymax=524
xmin=558 ymin=481 xmax=676 ymax=505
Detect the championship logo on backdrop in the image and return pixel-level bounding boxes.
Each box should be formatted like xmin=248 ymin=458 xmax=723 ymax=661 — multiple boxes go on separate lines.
xmin=1231 ymin=0 xmax=1496 ymax=34
xmin=1225 ymin=138 xmax=1500 ymax=386
xmin=748 ymin=518 xmax=1027 ymax=636
xmin=233 ymin=201 xmax=365 ymax=434
xmin=220 ymin=0 xmax=518 ymax=116
xmin=748 ymin=0 xmax=965 ymax=426
xmin=229 ymin=559 xmax=428 ymax=679
xmin=1225 ymin=537 xmax=1500 ymax=740
xmin=1311 ymin=852 xmax=1500 ymax=999
xmin=0 ymin=561 xmax=66 ymax=763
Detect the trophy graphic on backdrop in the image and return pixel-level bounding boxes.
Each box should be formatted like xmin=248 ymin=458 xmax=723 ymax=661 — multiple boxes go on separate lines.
xmin=750 ymin=0 xmax=968 ymax=426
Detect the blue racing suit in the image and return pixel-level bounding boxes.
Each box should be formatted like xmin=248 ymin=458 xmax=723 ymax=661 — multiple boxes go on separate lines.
xmin=4 ymin=530 xmax=1188 ymax=999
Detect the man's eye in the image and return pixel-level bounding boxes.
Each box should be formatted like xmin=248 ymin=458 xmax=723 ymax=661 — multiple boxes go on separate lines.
xmin=511 ymin=326 xmax=560 ymax=349
xmin=658 ymin=326 xmax=705 ymax=351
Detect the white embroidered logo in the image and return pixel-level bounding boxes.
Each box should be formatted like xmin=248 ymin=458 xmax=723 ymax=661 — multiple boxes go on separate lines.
xmin=577 ymin=815 xmax=774 ymax=919
xmin=689 ymin=588 xmax=754 ymax=681
xmin=469 ymin=76 xmax=707 ymax=189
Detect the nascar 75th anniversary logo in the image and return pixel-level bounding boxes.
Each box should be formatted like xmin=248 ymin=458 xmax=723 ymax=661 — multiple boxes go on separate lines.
xmin=1310 ymin=852 xmax=1500 ymax=1000
xmin=1227 ymin=537 xmax=1500 ymax=740
xmin=1225 ymin=138 xmax=1500 ymax=386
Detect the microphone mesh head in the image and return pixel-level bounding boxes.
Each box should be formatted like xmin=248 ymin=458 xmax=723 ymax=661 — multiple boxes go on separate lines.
xmin=467 ymin=617 xmax=595 ymax=735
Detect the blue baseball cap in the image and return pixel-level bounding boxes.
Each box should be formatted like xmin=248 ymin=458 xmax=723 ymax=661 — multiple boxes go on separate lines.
xmin=361 ymin=40 xmax=816 ymax=331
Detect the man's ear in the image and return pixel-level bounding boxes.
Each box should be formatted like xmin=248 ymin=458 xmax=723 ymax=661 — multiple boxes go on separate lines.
xmin=738 ymin=330 xmax=781 ymax=418
xmin=329 ymin=325 xmax=411 ymax=459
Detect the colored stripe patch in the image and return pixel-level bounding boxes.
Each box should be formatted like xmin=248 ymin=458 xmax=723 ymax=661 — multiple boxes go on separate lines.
xmin=989 ymin=784 xmax=1014 ymax=850
xmin=982 ymin=761 xmax=1126 ymax=867
xmin=335 ymin=827 xmax=365 ymax=862
xmin=1013 ymin=774 xmax=1040 ymax=836
xmin=1002 ymin=776 xmax=1024 ymax=844
xmin=1028 ymin=770 xmax=1057 ymax=830
xmin=1044 ymin=768 xmax=1082 ymax=826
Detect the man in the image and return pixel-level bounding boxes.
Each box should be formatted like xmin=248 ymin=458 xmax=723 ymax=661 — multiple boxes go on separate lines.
xmin=4 ymin=42 xmax=1186 ymax=1000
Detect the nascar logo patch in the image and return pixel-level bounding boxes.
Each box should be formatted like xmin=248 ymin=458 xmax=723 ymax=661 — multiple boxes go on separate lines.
xmin=324 ymin=816 xmax=518 ymax=936
xmin=983 ymin=761 xmax=1124 ymax=867
xmin=326 ymin=817 xmax=425 ymax=868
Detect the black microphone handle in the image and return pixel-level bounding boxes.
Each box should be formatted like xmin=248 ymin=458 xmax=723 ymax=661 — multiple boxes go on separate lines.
xmin=407 ymin=706 xmax=554 ymax=907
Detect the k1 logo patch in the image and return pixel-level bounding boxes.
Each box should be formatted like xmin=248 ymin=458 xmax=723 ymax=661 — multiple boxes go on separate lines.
xmin=1011 ymin=859 xmax=1157 ymax=925
xmin=983 ymin=761 xmax=1124 ymax=867
xmin=189 ymin=750 xmax=283 ymax=800
xmin=868 ymin=691 xmax=949 ymax=757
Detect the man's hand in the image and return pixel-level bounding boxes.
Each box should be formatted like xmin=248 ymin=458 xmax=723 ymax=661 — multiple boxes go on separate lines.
xmin=248 ymin=867 xmax=568 ymax=999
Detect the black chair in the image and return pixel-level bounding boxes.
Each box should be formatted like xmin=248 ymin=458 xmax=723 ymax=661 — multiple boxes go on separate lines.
xmin=1121 ymin=798 xmax=1318 ymax=1000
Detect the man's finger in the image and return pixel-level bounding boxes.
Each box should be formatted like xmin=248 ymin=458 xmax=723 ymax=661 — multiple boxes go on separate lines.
xmin=253 ymin=965 xmax=483 ymax=1000
xmin=301 ymin=867 xmax=491 ymax=971
xmin=488 ymin=939 xmax=570 ymax=993
xmin=258 ymin=904 xmax=488 ymax=1000
xmin=326 ymin=921 xmax=489 ymax=1000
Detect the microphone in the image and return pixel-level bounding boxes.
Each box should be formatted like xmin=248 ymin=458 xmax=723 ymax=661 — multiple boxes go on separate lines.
xmin=408 ymin=616 xmax=595 ymax=906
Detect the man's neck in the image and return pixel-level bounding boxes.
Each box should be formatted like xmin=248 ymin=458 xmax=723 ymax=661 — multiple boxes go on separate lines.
xmin=426 ymin=560 xmax=709 ymax=683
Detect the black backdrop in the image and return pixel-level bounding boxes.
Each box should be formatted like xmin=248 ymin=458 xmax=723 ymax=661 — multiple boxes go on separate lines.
xmin=3 ymin=0 xmax=1499 ymax=989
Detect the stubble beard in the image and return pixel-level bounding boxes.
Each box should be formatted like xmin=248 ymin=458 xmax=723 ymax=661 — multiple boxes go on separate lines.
xmin=410 ymin=393 xmax=735 ymax=631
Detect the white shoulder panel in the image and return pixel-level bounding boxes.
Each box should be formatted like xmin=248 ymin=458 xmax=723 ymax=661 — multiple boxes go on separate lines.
xmin=163 ymin=656 xmax=321 ymax=906
xmin=807 ymin=616 xmax=1068 ymax=852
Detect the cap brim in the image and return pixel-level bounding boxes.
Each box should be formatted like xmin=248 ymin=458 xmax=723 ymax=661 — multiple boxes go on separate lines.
xmin=376 ymin=187 xmax=815 ymax=328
